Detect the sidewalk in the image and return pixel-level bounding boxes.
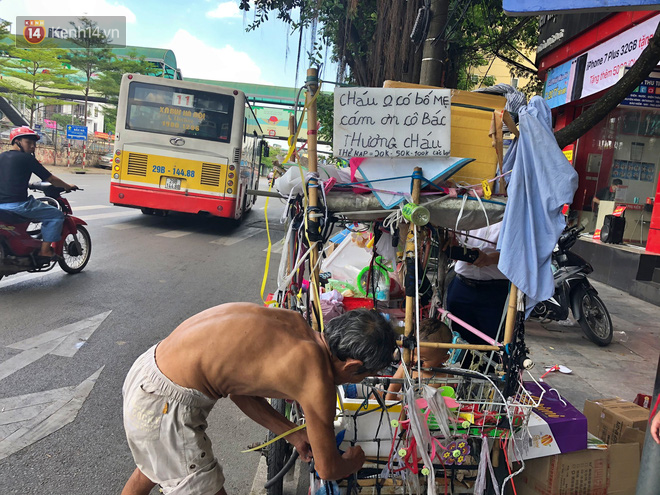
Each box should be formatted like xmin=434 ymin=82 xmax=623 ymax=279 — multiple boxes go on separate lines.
xmin=523 ymin=280 xmax=658 ymax=411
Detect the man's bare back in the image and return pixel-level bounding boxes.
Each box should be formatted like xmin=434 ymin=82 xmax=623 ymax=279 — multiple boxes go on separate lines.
xmin=156 ymin=303 xmax=330 ymax=401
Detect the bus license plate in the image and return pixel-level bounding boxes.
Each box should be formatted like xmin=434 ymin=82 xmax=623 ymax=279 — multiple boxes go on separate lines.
xmin=165 ymin=177 xmax=181 ymax=190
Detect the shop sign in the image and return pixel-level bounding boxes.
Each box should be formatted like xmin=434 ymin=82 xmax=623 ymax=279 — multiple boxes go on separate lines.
xmin=581 ymin=15 xmax=659 ymax=99
xmin=505 ymin=0 xmax=660 ymax=15
xmin=621 ymin=76 xmax=660 ymax=107
xmin=543 ymin=14 xmax=660 ymax=108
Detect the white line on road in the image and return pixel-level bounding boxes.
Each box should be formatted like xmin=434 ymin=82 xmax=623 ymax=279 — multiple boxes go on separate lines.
xmin=263 ymin=240 xmax=285 ymax=254
xmin=157 ymin=230 xmax=194 ymax=238
xmin=70 ymin=205 xmax=113 ymax=211
xmin=210 ymin=227 xmax=262 ymax=246
xmin=83 ymin=211 xmax=139 ymax=221
xmin=105 ymin=223 xmax=139 ymax=230
xmin=0 ymin=270 xmax=60 ymax=289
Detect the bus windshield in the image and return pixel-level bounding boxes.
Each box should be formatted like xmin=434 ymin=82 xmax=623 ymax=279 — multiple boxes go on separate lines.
xmin=125 ymin=81 xmax=235 ymax=143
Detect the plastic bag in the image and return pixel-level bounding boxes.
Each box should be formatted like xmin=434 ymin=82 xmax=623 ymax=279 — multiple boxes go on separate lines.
xmin=320 ymin=232 xmax=372 ymax=287
xmin=276 ymin=163 xmax=353 ymax=196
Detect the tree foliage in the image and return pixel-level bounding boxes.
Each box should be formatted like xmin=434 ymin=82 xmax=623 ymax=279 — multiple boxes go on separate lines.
xmin=239 ymin=0 xmax=539 ymax=91
xmin=0 ymin=41 xmax=80 ymax=126
xmin=66 ymin=17 xmax=115 ymax=127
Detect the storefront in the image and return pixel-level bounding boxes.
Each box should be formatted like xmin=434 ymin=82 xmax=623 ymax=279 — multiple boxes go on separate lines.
xmin=538 ymin=11 xmax=660 ymax=303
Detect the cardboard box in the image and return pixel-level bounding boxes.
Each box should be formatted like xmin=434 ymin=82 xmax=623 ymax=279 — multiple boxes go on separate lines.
xmin=583 ymin=397 xmax=649 ymax=444
xmin=514 ymin=442 xmax=640 ymax=495
xmin=509 ymin=382 xmax=587 ymax=461
xmin=516 ymin=448 xmax=608 ymax=495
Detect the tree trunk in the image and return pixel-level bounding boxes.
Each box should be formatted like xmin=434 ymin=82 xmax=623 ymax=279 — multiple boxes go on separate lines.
xmin=555 ymin=19 xmax=660 ymax=149
xmin=420 ymin=0 xmax=449 ymax=86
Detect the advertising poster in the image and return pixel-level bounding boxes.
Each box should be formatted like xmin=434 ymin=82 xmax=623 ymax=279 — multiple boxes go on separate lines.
xmin=544 ymin=60 xmax=572 ymax=108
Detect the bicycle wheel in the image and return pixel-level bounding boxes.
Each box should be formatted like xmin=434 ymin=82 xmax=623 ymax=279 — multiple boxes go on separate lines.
xmin=266 ymin=399 xmax=291 ymax=495
xmin=58 ymin=225 xmax=92 ymax=273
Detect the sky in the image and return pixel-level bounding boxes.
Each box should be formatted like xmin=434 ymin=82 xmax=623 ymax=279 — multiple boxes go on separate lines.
xmin=2 ymin=0 xmax=333 ymax=89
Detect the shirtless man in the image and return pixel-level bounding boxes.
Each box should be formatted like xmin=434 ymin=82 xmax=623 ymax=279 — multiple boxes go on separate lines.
xmin=121 ymin=303 xmax=397 ymax=495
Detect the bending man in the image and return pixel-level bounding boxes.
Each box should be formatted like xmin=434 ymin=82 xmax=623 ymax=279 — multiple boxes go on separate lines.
xmin=121 ymin=304 xmax=397 ymax=495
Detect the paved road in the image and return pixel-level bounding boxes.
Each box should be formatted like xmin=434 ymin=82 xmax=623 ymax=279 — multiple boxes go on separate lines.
xmin=0 ymin=171 xmax=289 ymax=494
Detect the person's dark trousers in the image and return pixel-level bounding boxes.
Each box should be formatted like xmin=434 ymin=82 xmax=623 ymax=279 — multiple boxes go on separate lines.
xmin=446 ymin=275 xmax=510 ymax=345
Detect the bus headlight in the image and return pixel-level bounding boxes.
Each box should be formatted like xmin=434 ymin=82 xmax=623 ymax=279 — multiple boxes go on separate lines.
xmin=227 ymin=180 xmax=234 ymax=186
xmin=114 ymin=165 xmax=120 ymax=171
xmin=113 ymin=173 xmax=119 ymax=179
xmin=227 ymin=188 xmax=233 ymax=194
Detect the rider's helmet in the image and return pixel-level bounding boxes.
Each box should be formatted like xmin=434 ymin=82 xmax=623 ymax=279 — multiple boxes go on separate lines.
xmin=10 ymin=126 xmax=40 ymax=146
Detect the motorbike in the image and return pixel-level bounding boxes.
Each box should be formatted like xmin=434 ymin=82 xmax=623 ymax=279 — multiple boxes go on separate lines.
xmin=530 ymin=225 xmax=613 ymax=346
xmin=0 ymin=182 xmax=92 ymax=282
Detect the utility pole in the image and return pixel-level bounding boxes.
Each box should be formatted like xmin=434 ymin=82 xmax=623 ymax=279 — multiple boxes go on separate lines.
xmin=419 ymin=0 xmax=449 ymax=87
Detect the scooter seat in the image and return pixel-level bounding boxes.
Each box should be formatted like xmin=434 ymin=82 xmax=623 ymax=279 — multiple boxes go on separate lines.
xmin=0 ymin=209 xmax=31 ymax=224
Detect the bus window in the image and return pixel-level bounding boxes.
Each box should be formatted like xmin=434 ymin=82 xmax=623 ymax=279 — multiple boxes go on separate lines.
xmin=126 ymin=81 xmax=235 ymax=143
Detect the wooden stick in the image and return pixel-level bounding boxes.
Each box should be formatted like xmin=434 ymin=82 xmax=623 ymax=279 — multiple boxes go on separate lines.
xmin=402 ymin=166 xmax=423 ymax=366
xmin=306 ymin=68 xmax=321 ymax=331
xmin=503 ymin=284 xmax=518 ymax=345
xmin=396 ymin=340 xmax=501 ymax=352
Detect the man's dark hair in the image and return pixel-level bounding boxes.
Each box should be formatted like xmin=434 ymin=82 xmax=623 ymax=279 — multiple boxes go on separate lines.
xmin=325 ymin=309 xmax=397 ymax=373
xmin=612 ymin=179 xmax=623 ymax=186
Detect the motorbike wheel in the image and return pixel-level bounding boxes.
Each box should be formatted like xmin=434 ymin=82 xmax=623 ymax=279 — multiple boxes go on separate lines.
xmin=575 ymin=287 xmax=613 ymax=346
xmin=58 ymin=225 xmax=92 ymax=274
xmin=266 ymin=399 xmax=292 ymax=495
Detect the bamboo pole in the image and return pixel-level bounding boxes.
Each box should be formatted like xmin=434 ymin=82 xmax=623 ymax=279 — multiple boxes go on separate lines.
xmin=402 ymin=167 xmax=423 ymax=365
xmin=396 ymin=341 xmax=500 ymax=352
xmin=305 ymin=68 xmax=321 ymax=330
xmin=503 ymin=284 xmax=519 ymax=345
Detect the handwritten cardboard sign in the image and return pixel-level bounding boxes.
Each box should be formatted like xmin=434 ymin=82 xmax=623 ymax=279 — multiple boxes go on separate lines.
xmin=333 ymin=87 xmax=451 ymax=159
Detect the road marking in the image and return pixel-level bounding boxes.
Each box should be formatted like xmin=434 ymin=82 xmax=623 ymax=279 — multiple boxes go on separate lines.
xmin=263 ymin=239 xmax=285 ymax=254
xmin=0 ymin=270 xmax=61 ymax=289
xmin=0 ymin=311 xmax=111 ymax=381
xmin=0 ymin=367 xmax=104 ymax=461
xmin=70 ymin=205 xmax=113 ymax=211
xmin=105 ymin=223 xmax=139 ymax=230
xmin=157 ymin=230 xmax=194 ymax=238
xmin=83 ymin=211 xmax=138 ymax=221
xmin=210 ymin=227 xmax=261 ymax=246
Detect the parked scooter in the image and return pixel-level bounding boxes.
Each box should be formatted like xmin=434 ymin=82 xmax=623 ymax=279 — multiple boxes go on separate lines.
xmin=530 ymin=225 xmax=613 ymax=346
xmin=0 ymin=182 xmax=91 ymax=282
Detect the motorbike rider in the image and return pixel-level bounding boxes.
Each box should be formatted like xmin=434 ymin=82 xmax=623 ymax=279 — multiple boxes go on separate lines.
xmin=0 ymin=126 xmax=78 ymax=259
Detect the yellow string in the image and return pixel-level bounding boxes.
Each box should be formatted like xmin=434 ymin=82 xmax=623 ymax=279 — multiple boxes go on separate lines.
xmin=259 ymin=178 xmax=275 ymax=304
xmin=241 ymin=423 xmax=307 ymax=453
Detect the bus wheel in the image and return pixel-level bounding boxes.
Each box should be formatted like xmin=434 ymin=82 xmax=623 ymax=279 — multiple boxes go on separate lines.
xmin=141 ymin=208 xmax=154 ymax=215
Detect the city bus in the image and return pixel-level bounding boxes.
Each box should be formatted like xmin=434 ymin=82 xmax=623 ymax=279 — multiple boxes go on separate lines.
xmin=109 ymin=74 xmax=263 ymax=221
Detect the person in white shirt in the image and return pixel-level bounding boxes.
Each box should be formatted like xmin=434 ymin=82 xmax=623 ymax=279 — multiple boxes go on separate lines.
xmin=446 ymin=222 xmax=509 ymax=345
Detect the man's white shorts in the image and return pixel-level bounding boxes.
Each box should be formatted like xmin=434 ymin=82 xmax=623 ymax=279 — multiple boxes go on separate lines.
xmin=122 ymin=344 xmax=224 ymax=494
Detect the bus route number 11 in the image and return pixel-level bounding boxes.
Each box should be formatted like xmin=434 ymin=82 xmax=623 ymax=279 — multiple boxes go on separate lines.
xmin=172 ymin=92 xmax=194 ymax=108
